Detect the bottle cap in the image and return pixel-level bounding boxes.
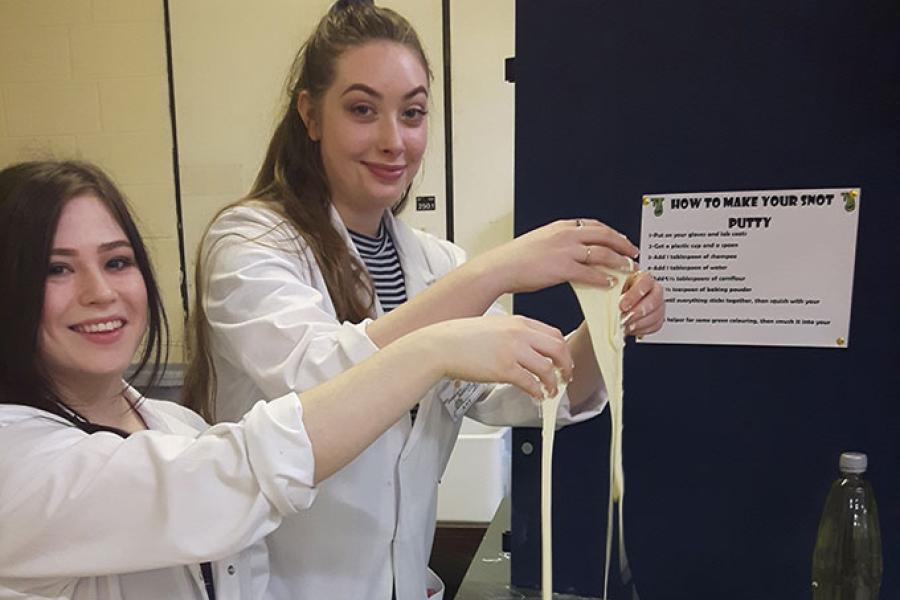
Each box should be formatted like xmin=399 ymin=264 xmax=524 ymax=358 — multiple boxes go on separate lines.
xmin=839 ymin=451 xmax=867 ymax=474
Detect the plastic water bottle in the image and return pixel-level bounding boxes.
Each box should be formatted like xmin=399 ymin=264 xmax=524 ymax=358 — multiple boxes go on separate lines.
xmin=811 ymin=452 xmax=883 ymax=600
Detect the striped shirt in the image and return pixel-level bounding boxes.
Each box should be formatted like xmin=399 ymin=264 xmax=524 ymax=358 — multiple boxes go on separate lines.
xmin=348 ymin=222 xmax=408 ymax=313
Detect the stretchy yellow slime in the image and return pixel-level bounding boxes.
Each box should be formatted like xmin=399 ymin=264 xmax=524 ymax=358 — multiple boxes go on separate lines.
xmin=541 ymin=272 xmax=630 ymax=600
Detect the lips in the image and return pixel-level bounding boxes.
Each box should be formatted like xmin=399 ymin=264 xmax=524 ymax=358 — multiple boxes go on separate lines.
xmin=362 ymin=161 xmax=406 ymax=184
xmin=69 ymin=318 xmax=128 ymax=344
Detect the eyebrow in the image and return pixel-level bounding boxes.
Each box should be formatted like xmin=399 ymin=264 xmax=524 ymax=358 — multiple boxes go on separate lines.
xmin=340 ymin=83 xmax=429 ymax=100
xmin=50 ymin=240 xmax=133 ymax=256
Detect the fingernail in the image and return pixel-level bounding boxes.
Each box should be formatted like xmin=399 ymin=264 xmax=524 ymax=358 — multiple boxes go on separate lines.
xmin=632 ymin=251 xmax=640 ymax=259
xmin=607 ymin=276 xmax=617 ymax=288
xmin=621 ymin=311 xmax=635 ymax=326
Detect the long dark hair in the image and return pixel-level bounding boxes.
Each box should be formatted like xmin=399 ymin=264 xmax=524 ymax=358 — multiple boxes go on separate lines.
xmin=0 ymin=161 xmax=168 ymax=428
xmin=185 ymin=1 xmax=432 ymax=421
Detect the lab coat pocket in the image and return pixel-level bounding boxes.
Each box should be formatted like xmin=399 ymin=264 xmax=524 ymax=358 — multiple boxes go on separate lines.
xmin=425 ymin=567 xmax=444 ymax=599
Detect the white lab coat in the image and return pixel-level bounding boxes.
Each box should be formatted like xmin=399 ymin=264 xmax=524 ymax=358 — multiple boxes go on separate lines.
xmin=0 ymin=386 xmax=317 ymax=600
xmin=201 ymin=203 xmax=606 ymax=600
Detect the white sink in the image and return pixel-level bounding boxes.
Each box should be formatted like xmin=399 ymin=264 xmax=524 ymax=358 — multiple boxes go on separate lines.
xmin=436 ymin=417 xmax=510 ymax=523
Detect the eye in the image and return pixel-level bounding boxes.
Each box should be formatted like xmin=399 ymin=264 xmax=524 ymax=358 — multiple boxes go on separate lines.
xmin=107 ymin=256 xmax=135 ymax=271
xmin=402 ymin=107 xmax=427 ymax=123
xmin=47 ymin=263 xmax=71 ymax=277
xmin=349 ymin=104 xmax=375 ymax=118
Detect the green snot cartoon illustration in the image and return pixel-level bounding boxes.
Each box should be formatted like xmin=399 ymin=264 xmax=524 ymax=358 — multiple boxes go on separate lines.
xmin=841 ymin=190 xmax=857 ymax=213
xmin=651 ymin=197 xmax=665 ymax=217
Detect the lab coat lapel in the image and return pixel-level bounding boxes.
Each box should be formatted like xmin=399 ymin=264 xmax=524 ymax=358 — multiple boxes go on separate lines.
xmin=381 ymin=210 xmax=436 ymax=300
xmin=380 ymin=212 xmax=445 ymax=455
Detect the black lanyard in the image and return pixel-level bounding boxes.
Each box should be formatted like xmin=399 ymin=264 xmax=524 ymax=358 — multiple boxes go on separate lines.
xmin=200 ymin=561 xmax=217 ymax=600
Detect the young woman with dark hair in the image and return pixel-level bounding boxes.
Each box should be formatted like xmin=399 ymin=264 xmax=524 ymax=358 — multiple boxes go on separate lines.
xmin=0 ymin=161 xmax=168 ymax=433
xmin=0 ymin=160 xmax=572 ymax=599
xmin=187 ymin=2 xmax=665 ymax=599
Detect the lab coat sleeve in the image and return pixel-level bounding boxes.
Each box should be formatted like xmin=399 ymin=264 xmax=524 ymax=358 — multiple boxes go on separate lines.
xmin=0 ymin=394 xmax=316 ymax=578
xmin=414 ymin=231 xmax=608 ymax=428
xmin=201 ymin=205 xmax=379 ymax=400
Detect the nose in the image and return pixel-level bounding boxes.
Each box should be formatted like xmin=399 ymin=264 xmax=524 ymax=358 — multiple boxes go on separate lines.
xmin=377 ymin=116 xmax=403 ymax=156
xmin=79 ymin=267 xmax=117 ymax=306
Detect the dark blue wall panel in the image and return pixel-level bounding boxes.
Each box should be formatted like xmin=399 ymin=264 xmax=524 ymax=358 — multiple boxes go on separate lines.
xmin=511 ymin=2 xmax=900 ymax=598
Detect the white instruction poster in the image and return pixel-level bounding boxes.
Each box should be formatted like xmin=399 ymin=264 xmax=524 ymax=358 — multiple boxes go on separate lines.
xmin=638 ymin=188 xmax=860 ymax=348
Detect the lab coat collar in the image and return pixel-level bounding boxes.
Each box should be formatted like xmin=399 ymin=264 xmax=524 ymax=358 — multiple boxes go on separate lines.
xmin=0 ymin=383 xmax=177 ymax=434
xmin=0 ymin=403 xmax=71 ymax=427
xmin=381 ymin=209 xmax=439 ymax=289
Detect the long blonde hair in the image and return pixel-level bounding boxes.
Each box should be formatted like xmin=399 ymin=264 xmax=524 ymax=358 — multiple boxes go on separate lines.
xmin=184 ymin=1 xmax=432 ymax=421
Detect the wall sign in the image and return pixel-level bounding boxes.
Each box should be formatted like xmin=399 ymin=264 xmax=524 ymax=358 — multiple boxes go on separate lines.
xmin=638 ymin=188 xmax=860 ymax=348
xmin=415 ymin=195 xmax=436 ymax=211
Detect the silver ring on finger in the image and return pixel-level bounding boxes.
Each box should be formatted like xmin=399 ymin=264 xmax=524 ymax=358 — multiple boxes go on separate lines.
xmin=583 ymin=245 xmax=592 ymax=263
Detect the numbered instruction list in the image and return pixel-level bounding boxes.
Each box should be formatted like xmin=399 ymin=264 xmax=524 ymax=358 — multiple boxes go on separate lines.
xmin=638 ymin=188 xmax=860 ymax=348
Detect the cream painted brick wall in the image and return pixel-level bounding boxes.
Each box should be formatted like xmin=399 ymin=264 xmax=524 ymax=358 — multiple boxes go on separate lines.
xmin=0 ymin=27 xmax=71 ymax=82
xmin=76 ymin=131 xmax=172 ymax=186
xmin=145 ymin=236 xmax=186 ymax=360
xmin=4 ymin=82 xmax=102 ymax=135
xmin=99 ymin=76 xmax=170 ymax=132
xmin=452 ymin=0 xmax=515 ymax=312
xmin=92 ymin=0 xmax=162 ymax=23
xmin=0 ymin=91 xmax=6 ymax=136
xmin=180 ymin=164 xmax=245 ymax=198
xmin=123 ymin=182 xmax=179 ymax=239
xmin=0 ymin=4 xmax=182 ymax=362
xmin=0 ymin=0 xmax=91 ymax=26
xmin=71 ymin=22 xmax=166 ymax=79
xmin=0 ymin=134 xmax=78 ymax=165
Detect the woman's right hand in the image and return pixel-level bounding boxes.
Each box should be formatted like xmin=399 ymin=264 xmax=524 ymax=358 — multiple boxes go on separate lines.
xmin=470 ymin=219 xmax=640 ymax=295
xmin=420 ymin=315 xmax=573 ymax=399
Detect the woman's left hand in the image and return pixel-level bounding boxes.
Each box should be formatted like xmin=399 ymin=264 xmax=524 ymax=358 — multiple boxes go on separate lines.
xmin=619 ymin=270 xmax=665 ymax=336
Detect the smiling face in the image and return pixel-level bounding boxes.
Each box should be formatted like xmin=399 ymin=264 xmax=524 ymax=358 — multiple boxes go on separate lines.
xmin=39 ymin=194 xmax=148 ymax=389
xmin=300 ymin=40 xmax=429 ymax=234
